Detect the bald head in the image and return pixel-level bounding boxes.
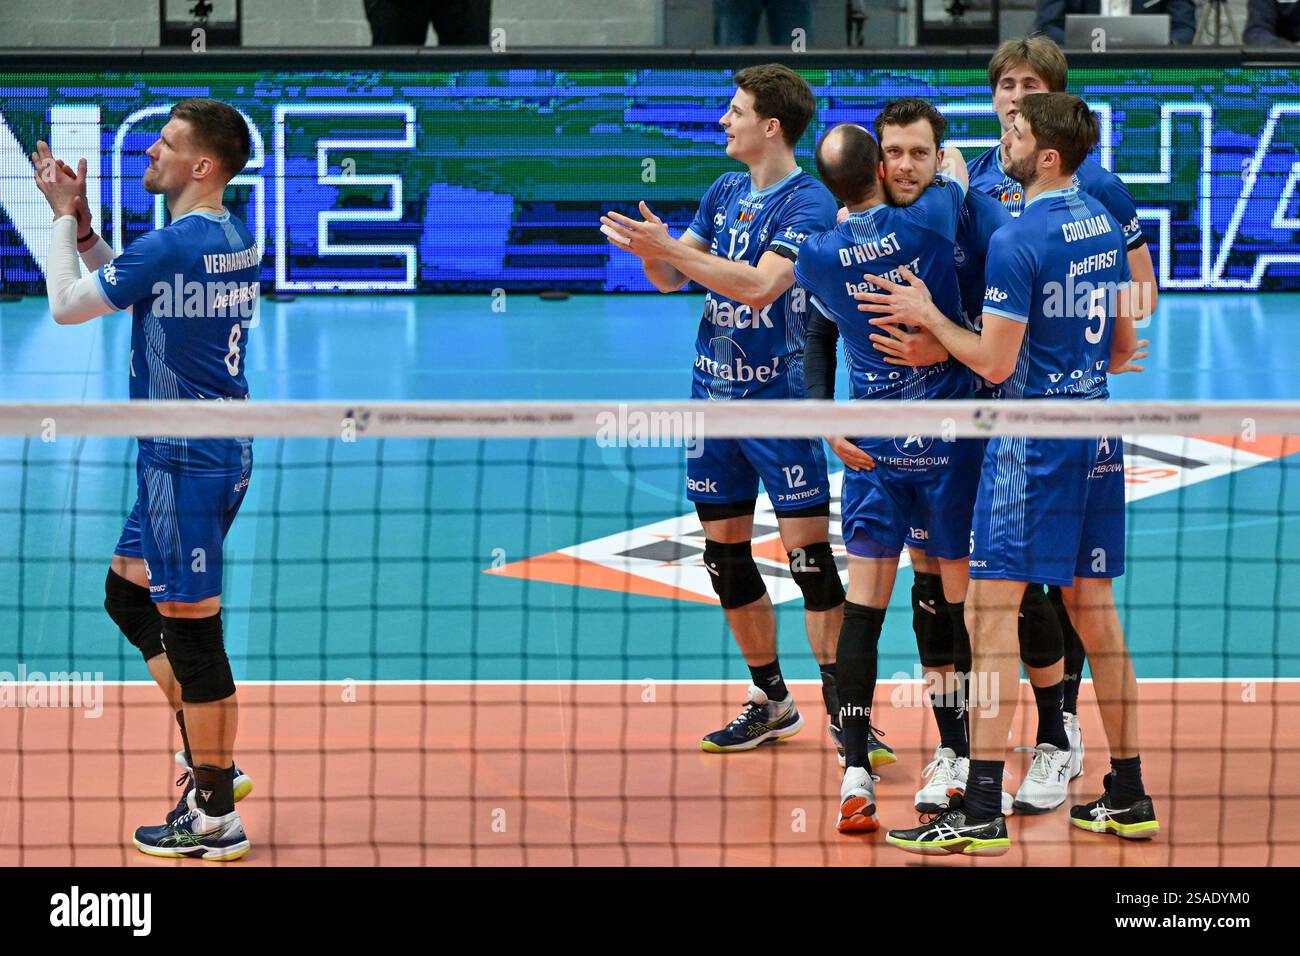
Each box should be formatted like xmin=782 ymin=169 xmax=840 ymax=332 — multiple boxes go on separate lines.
xmin=816 ymin=123 xmax=880 ymax=206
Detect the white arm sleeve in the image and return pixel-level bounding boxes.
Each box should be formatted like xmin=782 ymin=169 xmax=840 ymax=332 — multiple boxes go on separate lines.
xmin=78 ymin=233 xmax=115 ymax=271
xmin=46 ymin=215 xmax=116 ymax=325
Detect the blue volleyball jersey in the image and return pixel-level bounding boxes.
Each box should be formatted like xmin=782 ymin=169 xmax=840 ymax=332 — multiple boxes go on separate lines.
xmin=955 ymin=189 xmax=1013 ymax=398
xmin=967 ymin=146 xmax=1145 ymax=249
xmin=684 ymin=167 xmax=838 ymax=400
xmin=955 ymin=188 xmax=1013 ymax=330
xmin=792 ymin=173 xmax=970 ymax=405
xmin=95 ymin=210 xmax=258 ymax=476
xmin=980 ymin=185 xmax=1132 ymax=400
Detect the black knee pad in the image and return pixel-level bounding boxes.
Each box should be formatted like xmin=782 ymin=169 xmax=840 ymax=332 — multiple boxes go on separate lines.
xmin=1018 ymin=584 xmax=1064 ymax=669
xmin=1048 ymin=584 xmax=1087 ymax=669
xmin=911 ymin=572 xmax=954 ymax=668
xmin=702 ymin=539 xmax=767 ymax=610
xmin=162 ymin=613 xmax=236 ymax=704
xmin=948 ymin=601 xmax=972 ymax=675
xmin=104 ymin=569 xmax=165 ymax=662
xmin=787 ymin=541 xmax=845 ymax=611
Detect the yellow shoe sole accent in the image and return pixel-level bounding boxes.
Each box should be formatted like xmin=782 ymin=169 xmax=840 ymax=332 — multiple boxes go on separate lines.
xmin=868 ymin=749 xmax=897 ymax=770
xmin=133 ymin=839 xmax=250 ymax=861
xmin=233 ymin=778 xmax=253 ymax=803
xmin=1070 ymin=816 xmax=1160 ymax=839
xmin=885 ymin=833 xmax=1011 ymax=856
xmin=700 ymin=725 xmax=801 ymax=753
xmin=206 ymin=844 xmax=250 ymax=861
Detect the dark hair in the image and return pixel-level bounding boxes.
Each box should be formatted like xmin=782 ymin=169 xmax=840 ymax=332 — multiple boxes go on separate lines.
xmin=733 ymin=63 xmax=816 ymax=149
xmin=815 ymin=124 xmax=880 ymax=206
xmin=873 ymin=97 xmax=946 ymax=150
xmin=1016 ymin=92 xmax=1099 ymax=176
xmin=169 ymin=98 xmax=250 ymax=177
xmin=988 ymin=36 xmax=1069 ymax=93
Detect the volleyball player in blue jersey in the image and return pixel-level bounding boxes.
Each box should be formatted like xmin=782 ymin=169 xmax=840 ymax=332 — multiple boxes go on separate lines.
xmin=601 ymin=64 xmax=866 ymax=765
xmin=794 ymin=119 xmax=987 ymax=832
xmin=36 ymin=99 xmax=258 ymax=860
xmin=808 ymin=100 xmax=1081 ymax=816
xmin=846 ymin=98 xmax=1090 ymax=815
xmin=965 ymin=38 xmax=1161 ymax=783
xmin=859 ymin=94 xmax=1157 ymax=854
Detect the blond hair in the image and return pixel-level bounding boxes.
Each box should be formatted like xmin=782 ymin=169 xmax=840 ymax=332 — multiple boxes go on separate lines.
xmin=987 ymin=37 xmax=1068 ymax=93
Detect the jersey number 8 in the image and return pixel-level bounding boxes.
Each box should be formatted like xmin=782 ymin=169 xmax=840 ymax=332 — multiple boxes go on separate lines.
xmin=225 ymin=323 xmax=242 ymax=376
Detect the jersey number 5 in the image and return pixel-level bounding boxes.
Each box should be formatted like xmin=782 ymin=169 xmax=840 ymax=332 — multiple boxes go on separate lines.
xmin=1084 ymin=287 xmax=1107 ymax=345
xmin=225 ymin=323 xmax=242 ymax=376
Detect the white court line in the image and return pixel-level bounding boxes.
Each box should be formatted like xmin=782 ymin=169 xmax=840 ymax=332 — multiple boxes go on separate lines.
xmin=23 ymin=677 xmax=1299 ymax=688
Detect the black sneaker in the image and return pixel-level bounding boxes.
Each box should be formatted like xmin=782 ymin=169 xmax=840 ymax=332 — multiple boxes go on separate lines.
xmin=1069 ymin=773 xmax=1160 ymax=840
xmin=885 ymin=795 xmax=1010 ymax=856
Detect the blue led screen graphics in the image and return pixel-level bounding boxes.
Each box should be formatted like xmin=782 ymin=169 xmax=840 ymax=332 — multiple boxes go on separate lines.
xmin=1 ymin=67 xmax=1297 ymax=293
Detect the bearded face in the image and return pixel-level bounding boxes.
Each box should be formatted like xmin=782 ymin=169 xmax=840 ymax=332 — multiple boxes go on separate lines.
xmin=1003 ymin=149 xmax=1040 ymax=190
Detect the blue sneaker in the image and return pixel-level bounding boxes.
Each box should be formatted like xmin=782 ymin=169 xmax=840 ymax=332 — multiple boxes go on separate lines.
xmin=701 ymin=684 xmax=804 ymax=753
xmin=828 ymin=723 xmax=895 ymax=769
xmin=134 ymin=808 xmax=249 ymax=861
xmin=166 ymin=751 xmax=253 ymax=825
xmin=868 ymin=726 xmax=897 ymax=770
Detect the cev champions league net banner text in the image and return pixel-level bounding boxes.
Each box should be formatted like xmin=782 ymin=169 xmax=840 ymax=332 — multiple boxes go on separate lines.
xmin=1 ymin=67 xmax=1298 ymax=294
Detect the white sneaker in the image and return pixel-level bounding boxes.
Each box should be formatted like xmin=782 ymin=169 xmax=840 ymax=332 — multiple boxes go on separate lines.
xmin=1064 ymin=712 xmax=1085 ymax=779
xmin=1012 ymin=743 xmax=1073 ymax=814
xmin=837 ymin=765 xmax=879 ymax=833
xmin=915 ymin=747 xmax=967 ymax=813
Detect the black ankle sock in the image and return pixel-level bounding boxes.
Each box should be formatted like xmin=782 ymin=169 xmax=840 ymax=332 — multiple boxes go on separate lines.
xmin=749 ymin=659 xmax=788 ymax=703
xmin=932 ymin=689 xmax=968 ymax=757
xmin=1033 ymin=681 xmax=1070 ymax=750
xmin=1109 ymin=755 xmax=1146 ymax=803
xmin=819 ymin=662 xmax=838 ymax=724
xmin=176 ymin=710 xmax=193 ymax=769
xmin=192 ymin=763 xmax=236 ymax=817
xmin=837 ymin=602 xmax=886 ymax=768
xmin=1062 ymin=671 xmax=1082 ymax=715
xmin=964 ymin=759 xmax=1004 ymax=820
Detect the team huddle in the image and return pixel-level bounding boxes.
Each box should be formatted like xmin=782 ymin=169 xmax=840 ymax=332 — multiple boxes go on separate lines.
xmin=603 ymin=37 xmax=1159 ymax=855
xmin=28 ymin=36 xmax=1159 ymax=862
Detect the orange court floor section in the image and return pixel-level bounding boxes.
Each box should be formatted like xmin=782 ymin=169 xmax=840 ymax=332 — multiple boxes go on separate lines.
xmin=0 ymin=680 xmax=1296 ymax=867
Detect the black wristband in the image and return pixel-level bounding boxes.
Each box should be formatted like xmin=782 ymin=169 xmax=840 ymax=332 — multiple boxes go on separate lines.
xmin=77 ymin=228 xmax=94 ymax=244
